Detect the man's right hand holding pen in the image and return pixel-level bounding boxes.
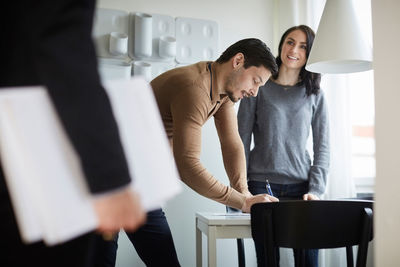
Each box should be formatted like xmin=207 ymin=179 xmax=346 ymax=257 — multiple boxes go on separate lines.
xmin=241 ymin=181 xmax=279 ymax=213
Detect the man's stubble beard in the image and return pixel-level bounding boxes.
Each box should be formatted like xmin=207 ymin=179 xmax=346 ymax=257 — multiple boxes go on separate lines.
xmin=224 ymin=68 xmax=242 ymax=103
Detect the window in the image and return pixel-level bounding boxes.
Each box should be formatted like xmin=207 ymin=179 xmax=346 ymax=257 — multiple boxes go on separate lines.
xmin=349 ymin=70 xmax=375 ymax=195
xmin=350 ymin=0 xmax=375 ymax=195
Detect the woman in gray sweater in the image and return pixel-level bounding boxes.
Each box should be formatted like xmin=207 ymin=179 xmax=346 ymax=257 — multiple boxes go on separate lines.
xmin=237 ymin=25 xmax=329 ymax=266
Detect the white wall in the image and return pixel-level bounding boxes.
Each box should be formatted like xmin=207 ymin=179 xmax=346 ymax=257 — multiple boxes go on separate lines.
xmin=97 ymin=0 xmax=274 ymax=53
xmin=96 ymin=1 xmax=274 ymax=266
xmin=371 ymin=0 xmax=400 ymax=266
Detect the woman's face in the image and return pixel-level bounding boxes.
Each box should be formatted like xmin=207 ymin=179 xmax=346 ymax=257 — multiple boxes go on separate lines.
xmin=280 ymin=29 xmax=308 ymax=71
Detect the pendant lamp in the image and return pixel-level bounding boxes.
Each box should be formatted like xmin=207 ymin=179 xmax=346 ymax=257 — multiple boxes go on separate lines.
xmin=305 ymin=0 xmax=372 ymax=74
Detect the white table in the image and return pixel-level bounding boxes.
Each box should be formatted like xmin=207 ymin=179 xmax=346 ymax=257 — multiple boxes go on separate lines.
xmin=195 ymin=212 xmax=252 ymax=267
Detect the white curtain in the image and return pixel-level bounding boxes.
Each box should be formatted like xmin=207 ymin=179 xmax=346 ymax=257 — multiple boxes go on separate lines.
xmin=320 ymin=74 xmax=357 ymax=267
xmin=322 ymin=75 xmax=357 ymax=200
xmin=272 ymin=0 xmax=357 ymax=266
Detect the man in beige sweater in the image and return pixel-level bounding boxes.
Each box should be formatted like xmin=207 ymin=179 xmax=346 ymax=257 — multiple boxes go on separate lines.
xmin=99 ymin=39 xmax=279 ymax=267
xmin=152 ymin=38 xmax=279 ymax=212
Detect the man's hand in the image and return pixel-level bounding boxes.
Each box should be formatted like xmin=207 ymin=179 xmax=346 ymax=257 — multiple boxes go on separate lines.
xmin=241 ymin=194 xmax=279 ymax=213
xmin=93 ymin=187 xmax=146 ymax=235
xmin=303 ymin=193 xmax=320 ymax=200
xmin=242 ymin=190 xmax=253 ymax=198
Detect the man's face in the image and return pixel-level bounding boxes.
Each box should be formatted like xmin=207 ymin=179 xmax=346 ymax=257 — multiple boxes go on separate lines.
xmin=225 ymin=65 xmax=271 ymax=103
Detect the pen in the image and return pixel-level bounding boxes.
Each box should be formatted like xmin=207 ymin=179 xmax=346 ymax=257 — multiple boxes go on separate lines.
xmin=266 ymin=179 xmax=274 ymax=196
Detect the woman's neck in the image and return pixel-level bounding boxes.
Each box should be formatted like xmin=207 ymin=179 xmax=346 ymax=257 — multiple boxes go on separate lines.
xmin=274 ymin=65 xmax=301 ymax=86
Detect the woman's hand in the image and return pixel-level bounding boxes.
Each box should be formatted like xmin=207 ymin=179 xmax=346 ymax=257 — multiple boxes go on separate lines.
xmin=303 ymin=193 xmax=320 ymax=200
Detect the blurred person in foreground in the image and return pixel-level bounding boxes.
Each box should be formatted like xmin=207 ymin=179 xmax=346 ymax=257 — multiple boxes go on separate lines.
xmin=0 ymin=0 xmax=145 ymax=266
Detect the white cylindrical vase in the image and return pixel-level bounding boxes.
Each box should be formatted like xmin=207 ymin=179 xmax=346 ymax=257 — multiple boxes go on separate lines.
xmin=109 ymin=32 xmax=128 ymax=56
xmin=134 ymin=13 xmax=153 ymax=58
xmin=159 ymin=36 xmax=176 ymax=59
xmin=133 ymin=61 xmax=152 ymax=82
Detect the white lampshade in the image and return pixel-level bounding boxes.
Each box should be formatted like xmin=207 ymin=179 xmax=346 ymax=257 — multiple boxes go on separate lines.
xmin=305 ymin=0 xmax=372 ymax=74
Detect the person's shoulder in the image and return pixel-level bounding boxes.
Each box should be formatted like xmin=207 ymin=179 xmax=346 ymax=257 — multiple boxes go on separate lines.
xmin=176 ymin=62 xmax=210 ymax=97
xmin=311 ymin=89 xmax=329 ymax=111
xmin=317 ymin=88 xmax=326 ymax=96
xmin=262 ymin=79 xmax=278 ymax=91
xmin=265 ymin=79 xmax=276 ymax=87
xmin=152 ymin=62 xmax=206 ymax=89
xmin=315 ymin=88 xmax=327 ymax=101
xmin=255 ymin=79 xmax=275 ymax=98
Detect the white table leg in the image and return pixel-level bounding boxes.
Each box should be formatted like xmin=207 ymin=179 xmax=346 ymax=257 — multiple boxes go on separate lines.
xmin=208 ymin=226 xmax=217 ymax=267
xmin=196 ymin=218 xmax=202 ymax=267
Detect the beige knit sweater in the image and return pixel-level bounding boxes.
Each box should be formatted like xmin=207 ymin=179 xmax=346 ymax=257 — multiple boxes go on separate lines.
xmin=150 ymin=61 xmax=249 ymax=209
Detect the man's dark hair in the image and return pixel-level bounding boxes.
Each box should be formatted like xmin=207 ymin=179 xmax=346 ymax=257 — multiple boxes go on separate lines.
xmin=216 ymin=38 xmax=278 ymax=75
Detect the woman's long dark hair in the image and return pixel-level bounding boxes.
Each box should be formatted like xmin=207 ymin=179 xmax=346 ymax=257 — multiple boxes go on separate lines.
xmin=273 ymin=25 xmax=321 ymax=96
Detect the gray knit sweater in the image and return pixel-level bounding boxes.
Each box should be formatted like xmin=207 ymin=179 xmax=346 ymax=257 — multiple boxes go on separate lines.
xmin=237 ymin=80 xmax=330 ymax=196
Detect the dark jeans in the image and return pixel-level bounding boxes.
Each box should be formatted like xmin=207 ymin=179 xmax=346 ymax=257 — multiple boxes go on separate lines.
xmin=95 ymin=208 xmax=180 ymax=267
xmin=248 ymin=181 xmax=319 ymax=267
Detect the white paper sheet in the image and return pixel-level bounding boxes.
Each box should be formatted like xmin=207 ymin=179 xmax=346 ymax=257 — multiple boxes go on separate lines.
xmin=0 ymin=78 xmax=181 ymax=245
xmin=210 ymin=213 xmax=249 ymax=217
xmin=103 ymin=78 xmax=181 ymax=211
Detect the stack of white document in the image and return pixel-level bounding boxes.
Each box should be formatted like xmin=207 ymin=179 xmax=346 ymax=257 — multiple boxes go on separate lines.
xmin=0 ymin=78 xmax=181 ymax=245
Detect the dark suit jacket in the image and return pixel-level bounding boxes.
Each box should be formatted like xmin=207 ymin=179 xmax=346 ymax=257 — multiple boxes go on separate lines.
xmin=0 ymin=0 xmax=132 ymax=194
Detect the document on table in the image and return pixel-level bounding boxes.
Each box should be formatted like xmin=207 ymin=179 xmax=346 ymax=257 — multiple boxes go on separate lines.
xmin=0 ymin=78 xmax=181 ymax=245
xmin=211 ymin=213 xmax=250 ymax=217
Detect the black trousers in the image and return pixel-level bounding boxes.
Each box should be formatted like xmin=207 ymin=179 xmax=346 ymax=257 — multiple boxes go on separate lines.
xmin=95 ymin=208 xmax=181 ymax=267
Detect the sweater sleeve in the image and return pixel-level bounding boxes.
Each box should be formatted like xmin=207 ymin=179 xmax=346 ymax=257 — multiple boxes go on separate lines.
xmin=237 ymin=97 xmax=257 ymax=169
xmin=308 ymin=91 xmax=330 ymax=196
xmin=214 ymin=100 xmax=250 ymax=196
xmin=171 ymin=88 xmax=246 ymax=210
